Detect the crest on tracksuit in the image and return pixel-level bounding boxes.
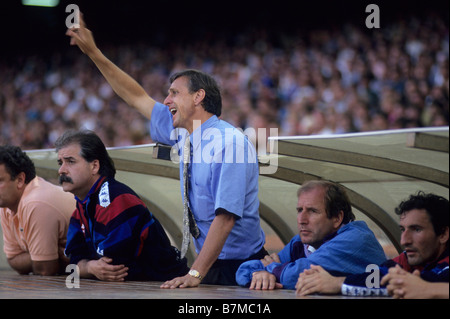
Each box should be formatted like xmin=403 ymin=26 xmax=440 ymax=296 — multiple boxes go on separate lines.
xmin=99 ymin=181 xmax=111 ymax=208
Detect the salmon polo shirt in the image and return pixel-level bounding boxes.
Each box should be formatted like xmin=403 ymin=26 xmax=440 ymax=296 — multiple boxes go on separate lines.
xmin=0 ymin=177 xmax=75 ymax=261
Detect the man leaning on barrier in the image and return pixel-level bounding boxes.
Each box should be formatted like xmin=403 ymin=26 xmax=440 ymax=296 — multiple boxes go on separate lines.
xmin=56 ymin=130 xmax=188 ymax=281
xmin=296 ymin=192 xmax=449 ymax=298
xmin=235 ymin=180 xmax=387 ymax=290
xmin=65 ymin=12 xmax=267 ymax=288
xmin=0 ymin=145 xmax=75 ymax=276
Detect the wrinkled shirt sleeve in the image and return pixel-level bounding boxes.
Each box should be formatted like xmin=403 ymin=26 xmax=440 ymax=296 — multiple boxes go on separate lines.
xmin=235 ymin=259 xmax=265 ymax=287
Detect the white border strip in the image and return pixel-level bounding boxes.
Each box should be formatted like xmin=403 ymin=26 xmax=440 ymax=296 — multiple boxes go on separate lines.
xmin=269 ymin=126 xmax=449 ymax=141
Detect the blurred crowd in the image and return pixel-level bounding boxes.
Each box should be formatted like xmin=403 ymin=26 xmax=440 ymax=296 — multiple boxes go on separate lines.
xmin=0 ymin=13 xmax=448 ymax=150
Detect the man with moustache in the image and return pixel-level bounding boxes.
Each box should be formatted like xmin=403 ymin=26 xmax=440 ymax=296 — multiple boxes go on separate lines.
xmin=296 ymin=192 xmax=449 ymax=298
xmin=56 ymin=130 xmax=188 ymax=281
xmin=236 ymin=180 xmax=387 ymax=290
xmin=0 ymin=145 xmax=75 ymax=275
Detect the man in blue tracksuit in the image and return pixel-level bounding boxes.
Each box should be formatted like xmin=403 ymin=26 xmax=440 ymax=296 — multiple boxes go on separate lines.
xmin=296 ymin=192 xmax=449 ymax=298
xmin=236 ymin=180 xmax=387 ymax=290
xmin=56 ymin=130 xmax=188 ymax=281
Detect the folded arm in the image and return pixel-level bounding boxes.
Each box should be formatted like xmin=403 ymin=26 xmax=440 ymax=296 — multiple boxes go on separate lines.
xmin=8 ymin=253 xmax=61 ymax=276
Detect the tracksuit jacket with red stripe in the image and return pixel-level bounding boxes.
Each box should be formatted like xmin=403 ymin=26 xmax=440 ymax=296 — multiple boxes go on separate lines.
xmin=342 ymin=250 xmax=449 ymax=296
xmin=65 ymin=176 xmax=188 ymax=281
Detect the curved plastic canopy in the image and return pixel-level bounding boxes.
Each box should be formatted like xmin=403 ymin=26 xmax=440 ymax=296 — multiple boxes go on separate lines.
xmin=1 ymin=127 xmax=447 ymax=269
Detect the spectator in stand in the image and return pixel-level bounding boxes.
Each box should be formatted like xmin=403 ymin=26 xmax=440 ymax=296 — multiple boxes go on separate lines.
xmin=0 ymin=14 xmax=448 ymax=149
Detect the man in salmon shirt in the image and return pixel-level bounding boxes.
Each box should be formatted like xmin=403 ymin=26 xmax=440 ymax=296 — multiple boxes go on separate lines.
xmin=0 ymin=145 xmax=75 ymax=275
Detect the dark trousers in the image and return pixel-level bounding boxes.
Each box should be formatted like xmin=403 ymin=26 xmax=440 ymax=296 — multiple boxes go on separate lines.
xmin=201 ymin=247 xmax=268 ymax=286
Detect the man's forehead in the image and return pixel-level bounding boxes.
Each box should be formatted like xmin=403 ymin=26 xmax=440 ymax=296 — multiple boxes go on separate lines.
xmin=399 ymin=208 xmax=431 ymax=226
xmin=298 ymin=186 xmax=326 ymax=201
xmin=169 ymin=76 xmax=189 ymax=89
xmin=0 ymin=163 xmax=9 ymax=175
xmin=57 ymin=143 xmax=81 ymax=158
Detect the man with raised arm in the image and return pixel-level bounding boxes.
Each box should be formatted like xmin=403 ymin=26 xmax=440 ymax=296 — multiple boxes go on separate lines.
xmin=66 ymin=14 xmax=266 ymax=288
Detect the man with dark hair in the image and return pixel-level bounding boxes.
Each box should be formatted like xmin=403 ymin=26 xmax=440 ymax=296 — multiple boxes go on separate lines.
xmin=169 ymin=69 xmax=222 ymax=117
xmin=296 ymin=192 xmax=449 ymax=298
xmin=66 ymin=15 xmax=266 ymax=287
xmin=395 ymin=192 xmax=449 ymax=244
xmin=56 ymin=130 xmax=188 ymax=281
xmin=297 ymin=180 xmax=355 ymax=226
xmin=236 ymin=180 xmax=386 ymax=290
xmin=0 ymin=145 xmax=75 ymax=275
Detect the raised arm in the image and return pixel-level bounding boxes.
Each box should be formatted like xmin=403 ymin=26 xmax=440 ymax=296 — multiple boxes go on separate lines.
xmin=66 ymin=13 xmax=155 ymax=119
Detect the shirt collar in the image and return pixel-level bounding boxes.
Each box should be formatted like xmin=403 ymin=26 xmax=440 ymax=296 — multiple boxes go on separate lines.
xmin=75 ymin=176 xmax=107 ymax=204
xmin=420 ymin=249 xmax=450 ymax=272
xmin=303 ymin=224 xmax=343 ymax=254
xmin=6 ymin=176 xmax=39 ymax=216
xmin=304 ymin=245 xmax=316 ymax=257
xmin=190 ymin=115 xmax=219 ymax=150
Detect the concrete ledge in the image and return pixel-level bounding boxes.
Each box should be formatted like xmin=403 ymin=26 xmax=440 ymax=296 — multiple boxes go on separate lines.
xmin=0 ymin=270 xmax=387 ymax=300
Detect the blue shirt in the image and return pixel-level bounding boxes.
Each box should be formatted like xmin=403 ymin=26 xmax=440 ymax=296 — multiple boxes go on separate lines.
xmin=150 ymin=102 xmax=265 ymax=260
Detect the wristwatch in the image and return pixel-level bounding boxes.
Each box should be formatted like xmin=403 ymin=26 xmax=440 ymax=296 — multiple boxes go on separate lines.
xmin=188 ymin=269 xmax=203 ymax=281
